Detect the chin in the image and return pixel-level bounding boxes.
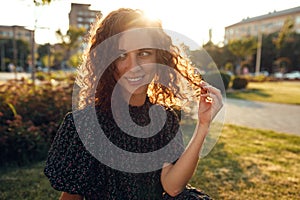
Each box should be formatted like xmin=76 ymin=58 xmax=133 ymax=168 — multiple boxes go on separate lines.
xmin=125 ymin=85 xmax=148 ymax=96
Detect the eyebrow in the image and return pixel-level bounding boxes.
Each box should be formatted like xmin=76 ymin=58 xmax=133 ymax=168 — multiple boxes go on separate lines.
xmin=118 ymin=48 xmax=154 ymax=53
xmin=118 ymin=49 xmax=127 ymax=54
xmin=139 ymin=48 xmax=154 ymax=51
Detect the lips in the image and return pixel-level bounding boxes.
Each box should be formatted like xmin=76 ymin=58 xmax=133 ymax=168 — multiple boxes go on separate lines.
xmin=125 ymin=75 xmax=145 ymax=85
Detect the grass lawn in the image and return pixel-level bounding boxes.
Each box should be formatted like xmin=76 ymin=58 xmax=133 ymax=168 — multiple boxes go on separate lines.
xmin=1 ymin=124 xmax=299 ymax=200
xmin=226 ymin=81 xmax=300 ymax=105
xmin=189 ymin=124 xmax=300 ymax=200
xmin=0 ymin=161 xmax=61 ymax=200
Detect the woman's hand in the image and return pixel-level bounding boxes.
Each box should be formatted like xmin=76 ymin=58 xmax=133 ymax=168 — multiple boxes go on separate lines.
xmin=198 ymin=81 xmax=223 ymax=126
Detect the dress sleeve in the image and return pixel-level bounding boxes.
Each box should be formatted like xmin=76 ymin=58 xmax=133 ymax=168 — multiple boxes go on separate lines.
xmin=44 ymin=112 xmax=96 ymax=195
xmin=163 ymin=108 xmax=185 ymax=165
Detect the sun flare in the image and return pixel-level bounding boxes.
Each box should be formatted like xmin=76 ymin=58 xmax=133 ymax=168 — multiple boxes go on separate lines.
xmin=143 ymin=8 xmax=162 ymax=22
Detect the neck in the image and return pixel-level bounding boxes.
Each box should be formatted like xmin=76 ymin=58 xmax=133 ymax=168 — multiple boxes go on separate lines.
xmin=120 ymin=89 xmax=147 ymax=107
xmin=129 ymin=93 xmax=147 ymax=106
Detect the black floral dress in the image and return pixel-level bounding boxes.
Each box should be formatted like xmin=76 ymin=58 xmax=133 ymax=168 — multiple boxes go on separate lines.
xmin=44 ymin=97 xmax=184 ymax=200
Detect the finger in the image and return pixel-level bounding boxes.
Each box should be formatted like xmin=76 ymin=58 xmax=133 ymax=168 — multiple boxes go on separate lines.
xmin=200 ymin=92 xmax=213 ymax=103
xmin=202 ymin=85 xmax=218 ymax=93
xmin=199 ymin=81 xmax=210 ymax=94
xmin=202 ymin=86 xmax=222 ymax=101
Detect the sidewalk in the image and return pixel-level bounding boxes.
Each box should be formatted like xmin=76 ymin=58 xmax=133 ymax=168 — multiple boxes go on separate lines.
xmin=0 ymin=72 xmax=31 ymax=81
xmin=224 ymin=98 xmax=300 ymax=136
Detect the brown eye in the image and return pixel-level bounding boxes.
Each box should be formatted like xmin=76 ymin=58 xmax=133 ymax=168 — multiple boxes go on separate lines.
xmin=118 ymin=53 xmax=127 ymax=60
xmin=138 ymin=49 xmax=155 ymax=57
xmin=139 ymin=51 xmax=151 ymax=57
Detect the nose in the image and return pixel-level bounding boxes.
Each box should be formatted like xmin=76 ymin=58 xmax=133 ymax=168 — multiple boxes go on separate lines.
xmin=125 ymin=53 xmax=141 ymax=72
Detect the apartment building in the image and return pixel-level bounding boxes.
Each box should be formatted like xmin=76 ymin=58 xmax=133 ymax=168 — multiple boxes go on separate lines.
xmin=69 ymin=3 xmax=102 ymax=31
xmin=0 ymin=25 xmax=32 ymax=41
xmin=225 ymin=6 xmax=300 ymax=43
xmin=0 ymin=26 xmax=33 ymax=71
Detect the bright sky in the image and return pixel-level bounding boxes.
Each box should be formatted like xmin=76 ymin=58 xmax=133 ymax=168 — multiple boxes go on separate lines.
xmin=0 ymin=0 xmax=299 ymax=49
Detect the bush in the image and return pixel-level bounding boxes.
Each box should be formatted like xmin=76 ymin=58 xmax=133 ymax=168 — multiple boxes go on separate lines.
xmin=220 ymin=71 xmax=232 ymax=90
xmin=0 ymin=115 xmax=48 ymax=165
xmin=232 ymin=77 xmax=248 ymax=89
xmin=0 ymin=72 xmax=74 ymax=166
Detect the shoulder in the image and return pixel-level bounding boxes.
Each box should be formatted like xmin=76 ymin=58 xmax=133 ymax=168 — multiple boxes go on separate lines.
xmin=168 ymin=105 xmax=182 ymax=121
xmin=159 ymin=104 xmax=181 ymax=123
xmin=61 ymin=111 xmax=74 ymax=126
xmin=62 ymin=106 xmax=103 ymax=128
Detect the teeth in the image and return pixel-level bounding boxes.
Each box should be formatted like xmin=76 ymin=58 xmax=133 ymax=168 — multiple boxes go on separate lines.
xmin=127 ymin=76 xmax=143 ymax=82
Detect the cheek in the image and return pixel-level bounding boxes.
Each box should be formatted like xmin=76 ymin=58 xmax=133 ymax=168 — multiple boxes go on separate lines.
xmin=145 ymin=64 xmax=157 ymax=76
xmin=113 ymin=72 xmax=119 ymax=81
xmin=113 ymin=63 xmax=124 ymax=81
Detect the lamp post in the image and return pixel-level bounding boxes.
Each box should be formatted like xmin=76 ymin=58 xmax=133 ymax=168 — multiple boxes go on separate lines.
xmin=255 ymin=31 xmax=263 ymax=76
xmin=255 ymin=23 xmax=273 ymax=76
xmin=30 ymin=1 xmax=51 ymax=85
xmin=30 ymin=27 xmax=36 ymax=85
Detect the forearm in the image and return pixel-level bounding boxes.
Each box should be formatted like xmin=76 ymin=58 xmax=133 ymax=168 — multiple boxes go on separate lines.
xmin=161 ymin=122 xmax=209 ymax=196
xmin=59 ymin=192 xmax=84 ymax=200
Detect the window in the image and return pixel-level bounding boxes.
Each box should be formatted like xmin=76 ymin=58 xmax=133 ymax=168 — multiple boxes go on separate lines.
xmin=247 ymin=26 xmax=251 ymax=35
xmin=296 ymin=16 xmax=300 ymax=24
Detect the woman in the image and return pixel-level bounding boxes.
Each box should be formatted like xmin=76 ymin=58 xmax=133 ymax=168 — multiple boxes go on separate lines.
xmin=44 ymin=8 xmax=223 ymax=200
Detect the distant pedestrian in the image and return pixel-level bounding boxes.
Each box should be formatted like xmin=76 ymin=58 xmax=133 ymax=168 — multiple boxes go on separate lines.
xmin=8 ymin=63 xmax=15 ymax=72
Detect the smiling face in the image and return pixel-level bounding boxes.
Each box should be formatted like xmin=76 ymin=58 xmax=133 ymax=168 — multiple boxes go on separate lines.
xmin=113 ymin=31 xmax=157 ymax=105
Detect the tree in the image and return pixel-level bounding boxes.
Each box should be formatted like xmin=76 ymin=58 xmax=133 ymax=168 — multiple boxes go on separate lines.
xmin=260 ymin=33 xmax=277 ymax=73
xmin=55 ymin=26 xmax=86 ymax=67
xmin=33 ymin=0 xmax=51 ymax=5
xmin=272 ymin=17 xmax=294 ymax=56
xmin=0 ymin=39 xmax=30 ymax=71
xmin=228 ymin=36 xmax=257 ymax=60
xmin=282 ymin=32 xmax=300 ymax=71
xmin=272 ymin=17 xmax=295 ymax=72
xmin=37 ymin=43 xmax=54 ymax=69
xmin=227 ymin=36 xmax=257 ymax=74
xmin=202 ymin=41 xmax=236 ymax=71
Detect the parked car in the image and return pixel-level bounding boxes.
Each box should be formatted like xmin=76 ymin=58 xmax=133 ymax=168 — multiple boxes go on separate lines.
xmin=283 ymin=71 xmax=300 ymax=80
xmin=273 ymin=72 xmax=284 ymax=79
xmin=260 ymin=71 xmax=269 ymax=76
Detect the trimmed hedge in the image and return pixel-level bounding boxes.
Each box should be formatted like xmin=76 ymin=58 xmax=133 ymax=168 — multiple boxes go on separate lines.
xmin=232 ymin=77 xmax=248 ymax=89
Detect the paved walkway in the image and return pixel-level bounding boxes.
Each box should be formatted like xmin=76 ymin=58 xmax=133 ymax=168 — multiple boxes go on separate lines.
xmin=0 ymin=72 xmax=31 ymax=81
xmin=223 ymin=98 xmax=300 ymax=136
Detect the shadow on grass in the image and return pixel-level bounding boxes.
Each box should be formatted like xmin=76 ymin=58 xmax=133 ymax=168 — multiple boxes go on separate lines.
xmin=189 ymin=141 xmax=262 ymax=200
xmin=227 ymin=88 xmax=271 ymax=99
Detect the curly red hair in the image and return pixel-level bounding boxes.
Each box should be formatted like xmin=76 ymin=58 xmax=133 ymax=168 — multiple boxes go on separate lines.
xmin=76 ymin=8 xmax=200 ymax=111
